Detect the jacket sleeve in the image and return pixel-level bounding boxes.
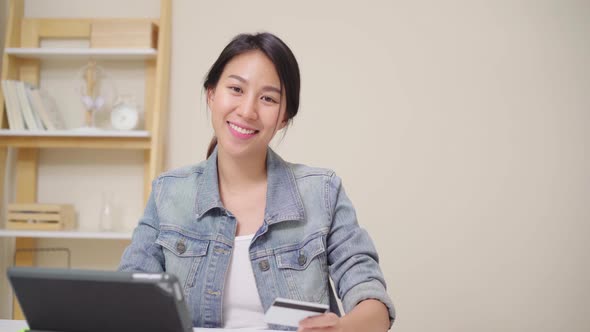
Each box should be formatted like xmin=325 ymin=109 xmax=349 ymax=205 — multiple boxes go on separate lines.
xmin=326 ymin=173 xmax=395 ymax=328
xmin=118 ymin=179 xmax=165 ymax=273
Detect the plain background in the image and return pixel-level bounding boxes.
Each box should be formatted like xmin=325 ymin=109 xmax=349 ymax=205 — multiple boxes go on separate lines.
xmin=1 ymin=1 xmax=590 ymax=331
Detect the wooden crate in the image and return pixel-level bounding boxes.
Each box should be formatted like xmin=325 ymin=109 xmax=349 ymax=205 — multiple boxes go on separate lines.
xmin=7 ymin=204 xmax=76 ymax=231
xmin=90 ymin=21 xmax=158 ymax=48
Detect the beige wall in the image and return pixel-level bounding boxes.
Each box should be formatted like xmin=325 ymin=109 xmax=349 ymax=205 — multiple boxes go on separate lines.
xmin=2 ymin=1 xmax=590 ymax=331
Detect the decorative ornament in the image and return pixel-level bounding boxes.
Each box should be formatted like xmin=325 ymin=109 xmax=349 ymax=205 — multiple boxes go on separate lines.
xmin=76 ymin=60 xmax=115 ymax=130
xmin=110 ymin=95 xmax=140 ymax=130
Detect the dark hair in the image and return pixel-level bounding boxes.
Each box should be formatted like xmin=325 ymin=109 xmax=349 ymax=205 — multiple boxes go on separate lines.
xmin=204 ymin=32 xmax=301 ymax=158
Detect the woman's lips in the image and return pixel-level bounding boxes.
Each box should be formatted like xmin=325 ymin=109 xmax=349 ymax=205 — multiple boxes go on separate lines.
xmin=227 ymin=121 xmax=258 ymax=139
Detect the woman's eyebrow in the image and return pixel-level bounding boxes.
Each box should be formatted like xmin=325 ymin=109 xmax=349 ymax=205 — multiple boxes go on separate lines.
xmin=261 ymin=86 xmax=281 ymax=94
xmin=228 ymin=74 xmax=247 ymax=83
xmin=228 ymin=74 xmax=281 ymax=94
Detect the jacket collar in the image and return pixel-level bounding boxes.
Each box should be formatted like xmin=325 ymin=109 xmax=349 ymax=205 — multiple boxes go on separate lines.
xmin=195 ymin=147 xmax=305 ymax=224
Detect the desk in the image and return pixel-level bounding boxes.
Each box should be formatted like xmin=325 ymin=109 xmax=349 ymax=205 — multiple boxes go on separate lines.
xmin=0 ymin=320 xmax=283 ymax=332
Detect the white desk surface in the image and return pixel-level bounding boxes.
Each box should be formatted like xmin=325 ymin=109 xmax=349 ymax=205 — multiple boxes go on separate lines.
xmin=0 ymin=319 xmax=282 ymax=331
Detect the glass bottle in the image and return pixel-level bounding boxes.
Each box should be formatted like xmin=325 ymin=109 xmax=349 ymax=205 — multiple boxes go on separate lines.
xmin=100 ymin=192 xmax=114 ymax=231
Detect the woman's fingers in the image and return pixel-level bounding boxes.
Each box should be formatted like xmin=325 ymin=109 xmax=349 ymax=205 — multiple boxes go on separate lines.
xmin=299 ymin=312 xmax=340 ymax=328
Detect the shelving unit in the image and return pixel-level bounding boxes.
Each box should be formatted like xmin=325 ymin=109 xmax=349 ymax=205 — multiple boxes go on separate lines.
xmin=0 ymin=229 xmax=132 ymax=240
xmin=0 ymin=129 xmax=150 ymax=137
xmin=5 ymin=47 xmax=158 ymax=60
xmin=0 ymin=0 xmax=171 ymax=319
xmin=0 ymin=129 xmax=151 ymax=149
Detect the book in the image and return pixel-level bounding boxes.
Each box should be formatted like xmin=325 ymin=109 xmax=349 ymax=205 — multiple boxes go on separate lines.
xmin=1 ymin=80 xmax=25 ymax=130
xmin=15 ymin=80 xmax=42 ymax=130
xmin=1 ymin=80 xmax=16 ymax=129
xmin=25 ymin=84 xmax=46 ymax=130
xmin=42 ymin=89 xmax=66 ymax=130
xmin=28 ymin=88 xmax=65 ymax=130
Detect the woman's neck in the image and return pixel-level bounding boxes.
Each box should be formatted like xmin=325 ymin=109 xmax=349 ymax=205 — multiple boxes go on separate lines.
xmin=217 ymin=147 xmax=267 ymax=193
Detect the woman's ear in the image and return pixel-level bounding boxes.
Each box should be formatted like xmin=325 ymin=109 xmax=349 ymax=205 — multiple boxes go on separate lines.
xmin=278 ymin=118 xmax=288 ymax=131
xmin=207 ymin=88 xmax=215 ymax=105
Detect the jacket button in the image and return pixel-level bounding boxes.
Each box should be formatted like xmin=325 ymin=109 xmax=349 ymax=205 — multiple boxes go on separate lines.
xmin=259 ymin=260 xmax=270 ymax=271
xmin=298 ymin=253 xmax=307 ymax=266
xmin=176 ymin=241 xmax=186 ymax=254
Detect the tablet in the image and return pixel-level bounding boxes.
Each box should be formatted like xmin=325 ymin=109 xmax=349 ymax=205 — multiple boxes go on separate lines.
xmin=8 ymin=267 xmax=193 ymax=332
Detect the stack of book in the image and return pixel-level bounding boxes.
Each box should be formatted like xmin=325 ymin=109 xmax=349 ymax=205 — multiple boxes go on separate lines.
xmin=1 ymin=80 xmax=65 ymax=131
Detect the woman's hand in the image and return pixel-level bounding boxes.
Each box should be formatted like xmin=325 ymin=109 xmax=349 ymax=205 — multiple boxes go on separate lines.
xmin=297 ymin=312 xmax=346 ymax=332
xmin=296 ymin=300 xmax=390 ymax=332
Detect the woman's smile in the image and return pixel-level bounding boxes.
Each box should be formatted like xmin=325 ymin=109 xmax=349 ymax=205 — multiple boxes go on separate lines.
xmin=227 ymin=121 xmax=259 ymax=140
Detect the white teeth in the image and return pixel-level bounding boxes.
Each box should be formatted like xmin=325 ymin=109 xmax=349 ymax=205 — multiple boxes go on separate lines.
xmin=229 ymin=123 xmax=256 ymax=135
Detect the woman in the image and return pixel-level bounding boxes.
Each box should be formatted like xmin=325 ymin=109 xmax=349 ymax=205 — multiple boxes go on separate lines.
xmin=119 ymin=32 xmax=394 ymax=331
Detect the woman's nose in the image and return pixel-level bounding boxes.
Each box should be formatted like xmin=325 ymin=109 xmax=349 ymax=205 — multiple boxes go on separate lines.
xmin=238 ymin=96 xmax=258 ymax=120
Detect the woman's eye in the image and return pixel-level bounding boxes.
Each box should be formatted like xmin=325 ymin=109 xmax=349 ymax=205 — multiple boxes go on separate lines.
xmin=262 ymin=96 xmax=277 ymax=104
xmin=229 ymin=86 xmax=242 ymax=93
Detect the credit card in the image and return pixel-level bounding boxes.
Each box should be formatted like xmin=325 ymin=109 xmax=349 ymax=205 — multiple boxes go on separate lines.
xmin=264 ymin=297 xmax=329 ymax=327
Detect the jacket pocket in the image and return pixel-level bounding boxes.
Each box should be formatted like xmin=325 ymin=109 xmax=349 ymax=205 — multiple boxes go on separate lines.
xmin=275 ymin=235 xmax=329 ymax=303
xmin=155 ymin=227 xmax=209 ymax=290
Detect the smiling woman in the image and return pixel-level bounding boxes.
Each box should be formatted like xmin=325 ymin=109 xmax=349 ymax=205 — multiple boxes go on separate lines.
xmin=119 ymin=32 xmax=394 ymax=331
xmin=207 ymin=51 xmax=287 ymax=160
xmin=203 ymin=33 xmax=300 ymax=161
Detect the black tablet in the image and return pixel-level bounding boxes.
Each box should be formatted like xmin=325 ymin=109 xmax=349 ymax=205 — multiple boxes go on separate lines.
xmin=8 ymin=267 xmax=193 ymax=332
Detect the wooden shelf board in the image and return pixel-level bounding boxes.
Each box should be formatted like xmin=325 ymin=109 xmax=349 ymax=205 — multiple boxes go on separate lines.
xmin=0 ymin=130 xmax=151 ymax=149
xmin=5 ymin=47 xmax=157 ymax=60
xmin=0 ymin=129 xmax=150 ymax=137
xmin=0 ymin=229 xmax=132 ymax=240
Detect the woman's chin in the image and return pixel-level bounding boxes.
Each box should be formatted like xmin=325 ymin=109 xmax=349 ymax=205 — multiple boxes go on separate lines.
xmin=218 ymin=140 xmax=263 ymax=159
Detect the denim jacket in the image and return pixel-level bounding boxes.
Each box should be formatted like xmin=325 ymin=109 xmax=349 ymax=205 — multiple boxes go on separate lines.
xmin=119 ymin=147 xmax=395 ymax=330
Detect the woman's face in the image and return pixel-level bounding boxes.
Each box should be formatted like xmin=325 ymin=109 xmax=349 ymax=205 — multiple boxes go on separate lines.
xmin=208 ymin=50 xmax=287 ymax=159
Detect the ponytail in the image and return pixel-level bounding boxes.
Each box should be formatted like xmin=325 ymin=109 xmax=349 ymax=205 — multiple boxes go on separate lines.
xmin=206 ymin=136 xmax=218 ymax=158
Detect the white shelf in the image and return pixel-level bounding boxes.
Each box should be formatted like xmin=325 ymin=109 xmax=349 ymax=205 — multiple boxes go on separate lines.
xmin=0 ymin=229 xmax=132 ymax=240
xmin=0 ymin=129 xmax=150 ymax=138
xmin=5 ymin=47 xmax=157 ymax=60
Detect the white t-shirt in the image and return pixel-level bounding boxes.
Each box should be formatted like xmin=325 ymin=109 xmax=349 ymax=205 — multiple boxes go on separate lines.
xmin=222 ymin=233 xmax=268 ymax=329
